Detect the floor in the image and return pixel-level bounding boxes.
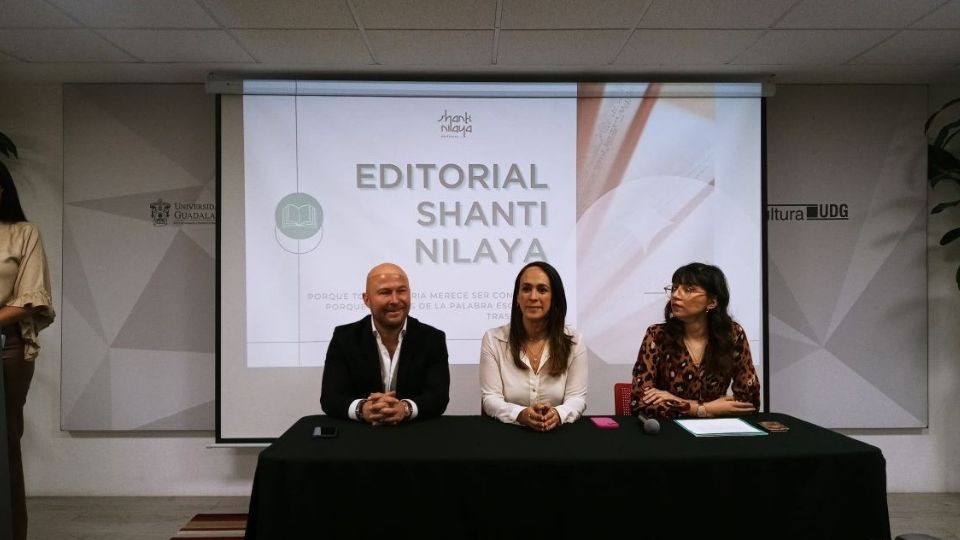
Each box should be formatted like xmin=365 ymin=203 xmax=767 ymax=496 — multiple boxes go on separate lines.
xmin=887 ymin=493 xmax=960 ymax=540
xmin=26 ymin=496 xmax=249 ymax=540
xmin=21 ymin=493 xmax=960 ymax=539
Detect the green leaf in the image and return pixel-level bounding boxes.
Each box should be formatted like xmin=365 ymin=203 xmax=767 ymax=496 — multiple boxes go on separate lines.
xmin=946 ymin=127 xmax=960 ymax=148
xmin=929 ymin=145 xmax=960 ymax=187
xmin=931 ymin=173 xmax=960 ymax=188
xmin=941 ymin=227 xmax=960 ymax=246
xmin=0 ymin=131 xmax=17 ymax=159
xmin=925 ymin=97 xmax=960 ymax=133
xmin=932 ymin=199 xmax=960 ymax=214
xmin=933 ymin=117 xmax=960 ymax=148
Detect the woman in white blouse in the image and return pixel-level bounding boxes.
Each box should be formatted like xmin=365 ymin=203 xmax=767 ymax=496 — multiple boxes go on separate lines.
xmin=479 ymin=261 xmax=587 ymax=431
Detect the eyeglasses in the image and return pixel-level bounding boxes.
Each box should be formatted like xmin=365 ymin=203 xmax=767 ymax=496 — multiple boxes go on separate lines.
xmin=664 ymin=284 xmax=706 ymax=297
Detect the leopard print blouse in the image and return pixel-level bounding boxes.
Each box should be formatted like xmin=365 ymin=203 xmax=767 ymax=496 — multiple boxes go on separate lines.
xmin=630 ymin=322 xmax=760 ymax=418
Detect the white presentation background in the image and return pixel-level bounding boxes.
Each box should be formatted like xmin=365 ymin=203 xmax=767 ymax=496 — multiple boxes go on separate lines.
xmin=219 ymin=82 xmax=763 ymax=441
xmin=243 ymin=94 xmax=576 ymax=368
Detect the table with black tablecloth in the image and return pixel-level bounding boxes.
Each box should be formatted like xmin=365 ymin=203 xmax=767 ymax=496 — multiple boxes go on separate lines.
xmin=245 ymin=413 xmax=889 ymax=540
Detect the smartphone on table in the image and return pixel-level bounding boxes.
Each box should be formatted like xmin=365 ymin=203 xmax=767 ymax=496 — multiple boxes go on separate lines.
xmin=313 ymin=426 xmax=339 ymax=438
xmin=758 ymin=421 xmax=789 ymax=432
xmin=590 ymin=417 xmax=620 ymax=429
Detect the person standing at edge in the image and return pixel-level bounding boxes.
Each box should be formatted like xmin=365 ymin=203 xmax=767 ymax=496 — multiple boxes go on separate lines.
xmin=321 ymin=263 xmax=450 ymax=424
xmin=1 ymin=163 xmax=55 ymax=540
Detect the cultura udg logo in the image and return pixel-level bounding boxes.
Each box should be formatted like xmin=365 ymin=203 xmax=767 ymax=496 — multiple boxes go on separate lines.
xmin=275 ymin=192 xmax=323 ymax=254
xmin=150 ymin=198 xmax=171 ymax=226
xmin=767 ymin=203 xmax=849 ymax=222
xmin=437 ymin=109 xmax=472 ymax=138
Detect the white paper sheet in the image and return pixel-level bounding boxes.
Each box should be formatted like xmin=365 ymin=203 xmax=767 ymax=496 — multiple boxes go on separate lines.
xmin=674 ymin=418 xmax=767 ymax=437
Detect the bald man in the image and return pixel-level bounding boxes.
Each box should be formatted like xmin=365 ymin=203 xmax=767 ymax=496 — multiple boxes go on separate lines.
xmin=320 ymin=263 xmax=450 ymax=424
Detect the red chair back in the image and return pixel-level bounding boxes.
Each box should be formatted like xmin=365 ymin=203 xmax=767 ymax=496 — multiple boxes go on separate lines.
xmin=614 ymin=383 xmax=632 ymax=416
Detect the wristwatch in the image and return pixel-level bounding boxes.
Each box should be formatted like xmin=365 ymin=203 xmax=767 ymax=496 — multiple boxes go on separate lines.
xmin=696 ymin=401 xmax=707 ymax=418
xmin=356 ymin=399 xmax=367 ymax=421
xmin=401 ymin=400 xmax=412 ymax=420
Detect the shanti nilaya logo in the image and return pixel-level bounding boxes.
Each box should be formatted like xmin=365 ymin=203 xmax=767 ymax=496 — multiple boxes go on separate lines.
xmin=275 ymin=192 xmax=323 ymax=254
xmin=767 ymin=203 xmax=849 ymax=222
xmin=437 ymin=109 xmax=472 ymax=138
xmin=150 ymin=199 xmax=171 ymax=226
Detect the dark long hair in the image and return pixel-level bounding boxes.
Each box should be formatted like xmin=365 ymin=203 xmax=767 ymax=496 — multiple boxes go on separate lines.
xmin=0 ymin=164 xmax=28 ymax=223
xmin=508 ymin=261 xmax=574 ymax=377
xmin=662 ymin=262 xmax=735 ymax=377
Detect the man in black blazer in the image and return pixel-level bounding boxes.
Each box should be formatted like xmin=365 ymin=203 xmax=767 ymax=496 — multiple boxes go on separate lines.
xmin=320 ymin=263 xmax=450 ymax=424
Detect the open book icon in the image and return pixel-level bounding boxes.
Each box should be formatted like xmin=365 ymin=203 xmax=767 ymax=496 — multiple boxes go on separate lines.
xmin=281 ymin=204 xmax=318 ymax=228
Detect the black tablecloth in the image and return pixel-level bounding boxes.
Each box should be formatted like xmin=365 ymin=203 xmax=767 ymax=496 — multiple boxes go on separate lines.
xmin=245 ymin=413 xmax=889 ymax=540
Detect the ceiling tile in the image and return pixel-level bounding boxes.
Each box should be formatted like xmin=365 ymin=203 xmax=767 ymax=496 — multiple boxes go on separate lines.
xmin=367 ymin=30 xmax=493 ymax=65
xmin=616 ymin=29 xmax=762 ymax=64
xmin=353 ymin=0 xmax=496 ymax=29
xmin=639 ymin=0 xmax=795 ymax=28
xmin=198 ymin=0 xmax=356 ymax=28
xmin=497 ymin=30 xmax=625 ymax=64
xmin=853 ymin=30 xmax=960 ymax=63
xmin=232 ymin=29 xmax=371 ymax=63
xmin=733 ymin=30 xmax=893 ymax=64
xmin=912 ymin=0 xmax=960 ymax=28
xmin=776 ymin=0 xmax=945 ymax=28
xmin=0 ymin=0 xmax=957 ymax=84
xmin=501 ymin=0 xmax=644 ymax=29
xmin=47 ymin=0 xmax=219 ymax=28
xmin=0 ymin=0 xmax=79 ymax=28
xmin=0 ymin=29 xmax=133 ymax=62
xmin=99 ymin=30 xmax=253 ymax=62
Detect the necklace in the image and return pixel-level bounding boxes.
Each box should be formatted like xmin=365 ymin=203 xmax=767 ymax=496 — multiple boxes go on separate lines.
xmin=523 ymin=338 xmax=546 ymax=372
xmin=683 ymin=337 xmax=705 ymax=366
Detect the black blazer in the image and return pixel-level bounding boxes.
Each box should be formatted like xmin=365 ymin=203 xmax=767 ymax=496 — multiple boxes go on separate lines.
xmin=320 ymin=315 xmax=450 ymax=420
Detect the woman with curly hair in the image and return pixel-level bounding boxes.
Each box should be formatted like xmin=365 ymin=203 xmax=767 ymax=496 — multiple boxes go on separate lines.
xmin=631 ymin=262 xmax=758 ymax=419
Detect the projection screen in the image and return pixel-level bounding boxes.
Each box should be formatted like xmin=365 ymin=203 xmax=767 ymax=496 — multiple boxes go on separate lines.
xmin=217 ymin=81 xmax=765 ymax=441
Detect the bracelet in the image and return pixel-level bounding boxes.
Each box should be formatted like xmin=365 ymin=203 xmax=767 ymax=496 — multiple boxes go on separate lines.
xmin=356 ymin=399 xmax=367 ymax=421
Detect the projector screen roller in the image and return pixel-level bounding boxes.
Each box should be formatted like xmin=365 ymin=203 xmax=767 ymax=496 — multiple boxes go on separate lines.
xmin=218 ymin=81 xmax=764 ymax=441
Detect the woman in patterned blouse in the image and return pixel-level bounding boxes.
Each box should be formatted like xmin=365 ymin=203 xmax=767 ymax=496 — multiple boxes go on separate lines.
xmin=631 ymin=262 xmax=759 ymax=418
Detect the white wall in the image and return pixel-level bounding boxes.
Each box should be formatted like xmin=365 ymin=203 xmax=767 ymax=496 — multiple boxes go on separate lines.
xmin=1 ymin=83 xmax=257 ymax=496
xmin=0 ymin=82 xmax=957 ymax=495
xmin=852 ymin=177 xmax=960 ymax=490
xmin=848 ymin=84 xmax=960 ymax=491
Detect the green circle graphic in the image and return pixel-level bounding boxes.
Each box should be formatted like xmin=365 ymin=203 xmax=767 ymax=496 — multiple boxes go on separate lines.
xmin=275 ymin=192 xmax=323 ymax=240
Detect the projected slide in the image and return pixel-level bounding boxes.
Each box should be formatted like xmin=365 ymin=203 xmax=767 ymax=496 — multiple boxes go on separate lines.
xmin=219 ymin=81 xmax=763 ymax=440
xmin=575 ymin=85 xmax=762 ymax=370
xmin=243 ymin=94 xmax=577 ymax=367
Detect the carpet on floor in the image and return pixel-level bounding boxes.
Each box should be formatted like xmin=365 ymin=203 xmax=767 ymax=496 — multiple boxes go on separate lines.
xmin=170 ymin=513 xmax=247 ymax=539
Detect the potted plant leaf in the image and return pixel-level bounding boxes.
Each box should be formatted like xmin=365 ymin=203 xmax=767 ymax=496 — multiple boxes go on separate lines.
xmin=926 ymin=98 xmax=960 ymax=290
